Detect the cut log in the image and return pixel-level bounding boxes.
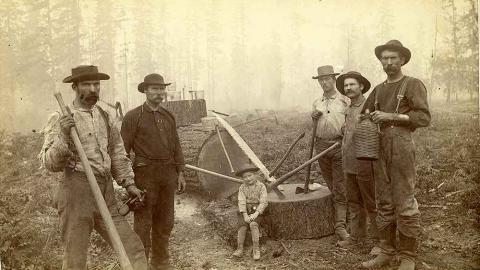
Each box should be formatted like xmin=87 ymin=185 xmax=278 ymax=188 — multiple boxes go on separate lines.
xmin=201 ymin=183 xmax=335 ymax=244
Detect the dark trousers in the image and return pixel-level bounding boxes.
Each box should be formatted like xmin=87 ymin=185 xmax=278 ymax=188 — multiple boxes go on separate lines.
xmin=55 ymin=170 xmax=147 ymax=270
xmin=345 ymin=161 xmax=377 ymax=240
xmin=133 ymin=163 xmax=177 ymax=267
xmin=315 ymin=139 xmax=347 ymax=231
xmin=376 ymin=126 xmax=420 ymax=259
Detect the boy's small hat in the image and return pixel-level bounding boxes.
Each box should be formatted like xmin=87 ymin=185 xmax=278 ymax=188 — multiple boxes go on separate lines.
xmin=234 ymin=163 xmax=259 ymax=177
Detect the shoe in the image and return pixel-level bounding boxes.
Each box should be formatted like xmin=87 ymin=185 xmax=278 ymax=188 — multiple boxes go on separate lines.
xmin=397 ymin=258 xmax=415 ymax=270
xmin=337 ymin=237 xmax=361 ymax=249
xmin=336 ymin=227 xmax=350 ymax=241
xmin=232 ymin=248 xmax=243 ymax=258
xmin=252 ymin=246 xmax=260 ymax=260
xmin=361 ymin=253 xmax=393 ymax=269
xmin=369 ymin=246 xmax=382 ymax=256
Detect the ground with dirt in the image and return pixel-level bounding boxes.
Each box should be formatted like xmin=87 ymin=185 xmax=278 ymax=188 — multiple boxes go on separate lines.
xmin=0 ymin=101 xmax=478 ymax=270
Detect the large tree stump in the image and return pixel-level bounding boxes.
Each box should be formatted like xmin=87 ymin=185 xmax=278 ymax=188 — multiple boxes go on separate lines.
xmin=263 ymin=183 xmax=335 ymax=239
xmin=161 ymin=99 xmax=207 ymax=127
xmin=202 ymin=183 xmax=335 ymax=244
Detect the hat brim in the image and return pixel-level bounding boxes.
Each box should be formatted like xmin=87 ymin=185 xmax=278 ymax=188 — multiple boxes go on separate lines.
xmin=375 ymin=45 xmax=411 ymax=65
xmin=234 ymin=167 xmax=259 ymax=177
xmin=312 ymin=73 xmax=340 ymax=80
xmin=62 ymin=73 xmax=110 ymax=83
xmin=137 ymin=82 xmax=172 ymax=93
xmin=336 ymin=74 xmax=371 ymax=95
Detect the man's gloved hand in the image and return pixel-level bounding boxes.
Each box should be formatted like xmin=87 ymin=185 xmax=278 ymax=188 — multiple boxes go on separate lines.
xmin=59 ymin=114 xmax=75 ymax=137
xmin=311 ymin=110 xmax=323 ymax=120
xmin=126 ymin=185 xmax=144 ymax=202
xmin=177 ymin=172 xmax=186 ymax=194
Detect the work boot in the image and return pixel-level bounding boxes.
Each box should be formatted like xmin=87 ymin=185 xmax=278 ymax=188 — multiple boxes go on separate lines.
xmin=250 ymin=222 xmax=261 ymax=260
xmin=398 ymin=232 xmax=417 ymax=270
xmin=335 ymin=204 xmax=349 ymax=241
xmin=398 ymin=258 xmax=415 ymax=270
xmin=337 ymin=236 xmax=363 ymax=249
xmin=233 ymin=226 xmax=247 ymax=258
xmin=361 ymin=224 xmax=396 ymax=269
xmin=361 ymin=253 xmax=393 ymax=269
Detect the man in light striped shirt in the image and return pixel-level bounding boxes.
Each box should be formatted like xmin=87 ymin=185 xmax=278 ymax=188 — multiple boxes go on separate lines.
xmin=39 ymin=65 xmax=147 ymax=270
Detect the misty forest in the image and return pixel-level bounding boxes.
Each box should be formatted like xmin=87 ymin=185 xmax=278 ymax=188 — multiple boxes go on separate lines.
xmin=0 ymin=1 xmax=479 ymax=270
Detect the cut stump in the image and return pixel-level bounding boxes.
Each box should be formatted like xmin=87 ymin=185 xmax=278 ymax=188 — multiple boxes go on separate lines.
xmin=264 ymin=183 xmax=335 ymax=239
xmin=202 ymin=183 xmax=335 ymax=245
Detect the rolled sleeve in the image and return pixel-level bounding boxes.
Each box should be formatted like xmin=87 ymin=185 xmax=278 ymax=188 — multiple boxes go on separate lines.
xmin=39 ymin=113 xmax=73 ymax=172
xmin=405 ymin=79 xmax=431 ymax=128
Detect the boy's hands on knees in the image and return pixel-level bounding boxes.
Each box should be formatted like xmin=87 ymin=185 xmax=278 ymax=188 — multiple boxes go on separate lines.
xmin=248 ymin=212 xmax=259 ymax=223
xmin=243 ymin=212 xmax=251 ymax=223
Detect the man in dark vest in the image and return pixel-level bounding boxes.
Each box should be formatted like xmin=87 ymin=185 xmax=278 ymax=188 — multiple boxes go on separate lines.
xmin=121 ymin=73 xmax=186 ymax=270
xmin=39 ymin=65 xmax=147 ymax=270
xmin=360 ymin=40 xmax=431 ymax=270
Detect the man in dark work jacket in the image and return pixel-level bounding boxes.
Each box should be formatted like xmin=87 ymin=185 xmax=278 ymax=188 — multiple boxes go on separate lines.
xmin=121 ymin=73 xmax=186 ymax=270
xmin=360 ymin=40 xmax=430 ymax=270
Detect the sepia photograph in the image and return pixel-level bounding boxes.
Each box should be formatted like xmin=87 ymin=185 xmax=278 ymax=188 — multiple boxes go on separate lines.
xmin=0 ymin=0 xmax=478 ymax=269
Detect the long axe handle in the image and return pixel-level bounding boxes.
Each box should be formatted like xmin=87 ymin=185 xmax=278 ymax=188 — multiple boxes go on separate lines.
xmin=303 ymin=118 xmax=319 ymax=193
xmin=215 ymin=126 xmax=235 ymax=173
xmin=268 ymin=142 xmax=340 ymax=192
xmin=269 ymin=132 xmax=305 ymax=177
xmin=54 ymin=92 xmax=133 ymax=270
xmin=185 ymin=164 xmax=243 ymax=184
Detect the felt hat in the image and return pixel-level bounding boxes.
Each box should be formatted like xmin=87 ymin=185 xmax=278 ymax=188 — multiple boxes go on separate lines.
xmin=336 ymin=71 xmax=371 ymax=95
xmin=312 ymin=65 xmax=340 ymax=79
xmin=374 ymin=39 xmax=411 ymax=65
xmin=234 ymin=163 xmax=259 ymax=177
xmin=137 ymin=73 xmax=172 ymax=93
xmin=62 ymin=65 xmax=110 ymax=83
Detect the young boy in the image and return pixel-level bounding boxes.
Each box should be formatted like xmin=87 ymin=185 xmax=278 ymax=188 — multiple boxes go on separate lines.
xmin=336 ymin=71 xmax=380 ymax=255
xmin=232 ymin=163 xmax=268 ymax=261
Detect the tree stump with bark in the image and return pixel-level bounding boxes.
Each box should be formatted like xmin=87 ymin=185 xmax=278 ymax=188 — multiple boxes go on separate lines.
xmin=201 ymin=183 xmax=335 ymax=245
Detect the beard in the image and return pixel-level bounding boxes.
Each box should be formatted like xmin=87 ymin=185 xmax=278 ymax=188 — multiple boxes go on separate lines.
xmin=384 ymin=65 xmax=400 ymax=75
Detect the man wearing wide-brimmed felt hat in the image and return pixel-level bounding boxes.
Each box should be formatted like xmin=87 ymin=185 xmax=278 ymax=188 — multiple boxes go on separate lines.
xmin=335 ymin=71 xmax=380 ymax=255
xmin=360 ymin=40 xmax=431 ymax=270
xmin=39 ymin=65 xmax=148 ymax=269
xmin=121 ymin=73 xmax=185 ymax=270
xmin=311 ymin=65 xmax=350 ymax=241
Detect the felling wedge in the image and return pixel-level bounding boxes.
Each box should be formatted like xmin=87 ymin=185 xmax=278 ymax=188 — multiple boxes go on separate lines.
xmin=212 ymin=112 xmax=285 ymax=198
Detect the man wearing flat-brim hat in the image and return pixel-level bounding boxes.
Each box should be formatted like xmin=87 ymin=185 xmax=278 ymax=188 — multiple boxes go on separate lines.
xmin=39 ymin=65 xmax=148 ymax=269
xmin=335 ymin=71 xmax=380 ymax=255
xmin=311 ymin=65 xmax=350 ymax=241
xmin=360 ymin=40 xmax=431 ymax=270
xmin=121 ymin=73 xmax=186 ymax=270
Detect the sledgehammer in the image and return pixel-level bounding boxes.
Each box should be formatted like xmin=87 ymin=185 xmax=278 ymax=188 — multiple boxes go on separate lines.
xmin=54 ymin=92 xmax=134 ymax=270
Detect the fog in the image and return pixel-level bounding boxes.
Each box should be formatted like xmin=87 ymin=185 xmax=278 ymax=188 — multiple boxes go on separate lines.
xmin=0 ymin=0 xmax=477 ymax=132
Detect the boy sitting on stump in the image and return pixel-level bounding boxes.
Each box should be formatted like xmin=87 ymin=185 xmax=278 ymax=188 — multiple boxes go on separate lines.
xmin=233 ymin=163 xmax=268 ymax=260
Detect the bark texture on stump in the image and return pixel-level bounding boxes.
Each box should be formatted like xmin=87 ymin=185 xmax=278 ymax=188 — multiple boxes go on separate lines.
xmin=263 ymin=183 xmax=335 ymax=239
xmin=202 ymin=200 xmax=267 ymax=247
xmin=201 ymin=183 xmax=335 ymax=244
xmin=161 ymin=99 xmax=207 ymax=127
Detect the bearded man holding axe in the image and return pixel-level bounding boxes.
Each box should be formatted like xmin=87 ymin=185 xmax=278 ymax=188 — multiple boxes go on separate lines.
xmin=39 ymin=65 xmax=147 ymax=270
